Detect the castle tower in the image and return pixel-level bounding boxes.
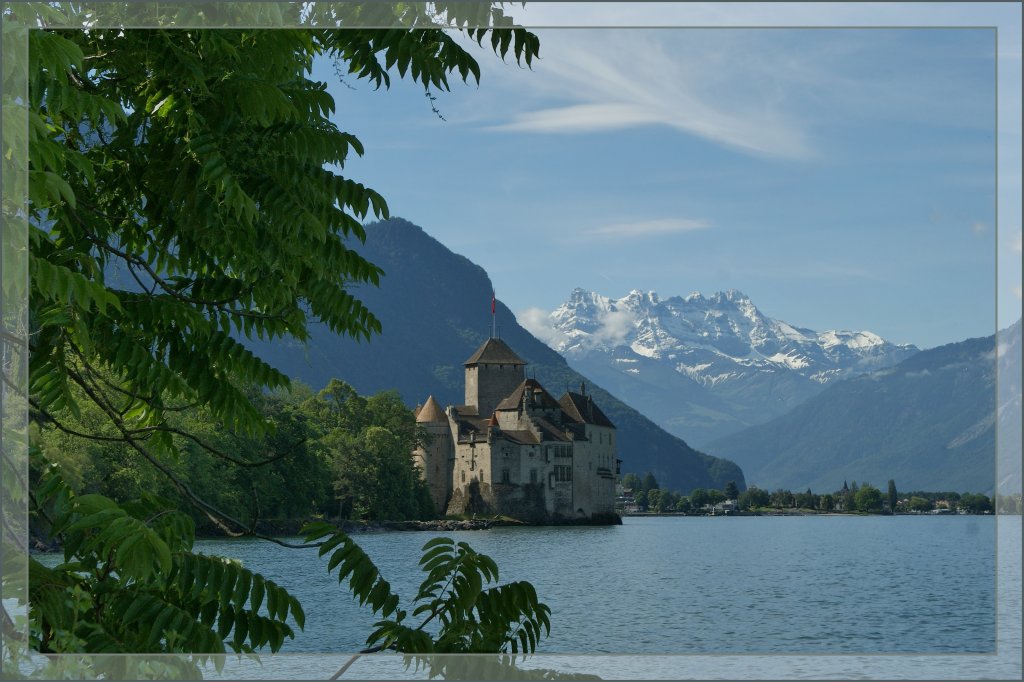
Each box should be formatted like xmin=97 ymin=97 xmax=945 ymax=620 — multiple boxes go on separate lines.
xmin=412 ymin=395 xmax=452 ymax=514
xmin=463 ymin=338 xmax=526 ymax=417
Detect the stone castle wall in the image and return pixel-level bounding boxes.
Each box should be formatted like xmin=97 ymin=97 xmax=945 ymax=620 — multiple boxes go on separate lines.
xmin=415 ymin=422 xmax=453 ymax=515
xmin=447 ymin=479 xmax=571 ymax=523
xmin=465 ymin=363 xmax=524 ymax=417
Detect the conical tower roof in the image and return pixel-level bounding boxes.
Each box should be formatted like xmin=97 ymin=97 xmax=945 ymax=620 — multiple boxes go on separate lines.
xmin=463 ymin=338 xmax=526 ymax=366
xmin=416 ymin=395 xmax=447 ymax=423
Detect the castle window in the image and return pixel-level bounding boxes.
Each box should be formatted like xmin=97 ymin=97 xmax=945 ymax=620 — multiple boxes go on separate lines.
xmin=530 ymin=469 xmax=537 ymax=484
xmin=502 ymin=469 xmax=510 ymax=483
xmin=461 ymin=471 xmax=466 ymax=483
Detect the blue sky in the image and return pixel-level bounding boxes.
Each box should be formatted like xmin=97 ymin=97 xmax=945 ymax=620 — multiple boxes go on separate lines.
xmin=312 ymin=5 xmax=1022 ymax=350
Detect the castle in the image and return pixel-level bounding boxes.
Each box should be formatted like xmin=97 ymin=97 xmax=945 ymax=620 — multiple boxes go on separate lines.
xmin=412 ymin=338 xmax=620 ymax=523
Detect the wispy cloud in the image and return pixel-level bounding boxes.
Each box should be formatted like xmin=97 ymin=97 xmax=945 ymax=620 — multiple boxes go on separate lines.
xmin=585 ymin=218 xmax=710 ymax=239
xmin=971 ymin=221 xmax=988 ymax=235
xmin=494 ymin=103 xmax=658 ymax=134
xmin=481 ymin=32 xmax=814 ymax=159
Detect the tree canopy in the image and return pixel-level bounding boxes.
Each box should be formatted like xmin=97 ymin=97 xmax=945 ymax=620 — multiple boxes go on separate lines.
xmin=21 ymin=4 xmax=546 ymax=664
xmin=29 ymin=22 xmax=536 ymax=483
xmin=854 ymin=484 xmax=884 ymax=513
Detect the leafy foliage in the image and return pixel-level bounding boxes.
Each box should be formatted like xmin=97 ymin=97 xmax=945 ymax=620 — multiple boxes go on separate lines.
xmin=310 ymin=379 xmax=435 ymax=521
xmin=28 ymin=18 xmax=540 ymax=514
xmin=32 ymin=377 xmax=433 ymax=529
xmin=30 ymin=462 xmax=301 ymax=655
xmin=302 ymin=525 xmax=551 ymax=655
xmin=854 ymin=483 xmax=883 ymax=513
xmin=24 ymin=7 xmax=548 ymax=661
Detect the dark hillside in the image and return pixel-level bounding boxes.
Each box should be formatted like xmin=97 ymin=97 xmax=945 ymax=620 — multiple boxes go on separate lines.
xmin=247 ymin=218 xmax=744 ymax=494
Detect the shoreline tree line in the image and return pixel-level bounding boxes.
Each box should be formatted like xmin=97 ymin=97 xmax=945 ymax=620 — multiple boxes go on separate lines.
xmin=33 ymin=377 xmax=438 ymax=539
xmin=620 ymin=472 xmax=999 ymax=515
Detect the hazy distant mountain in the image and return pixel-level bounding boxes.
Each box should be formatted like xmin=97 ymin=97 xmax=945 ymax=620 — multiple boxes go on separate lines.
xmin=523 ymin=288 xmax=918 ymax=446
xmin=244 ymin=218 xmax=745 ymax=494
xmin=703 ymin=322 xmax=1020 ymax=494
xmin=996 ymin=320 xmax=1022 ymax=497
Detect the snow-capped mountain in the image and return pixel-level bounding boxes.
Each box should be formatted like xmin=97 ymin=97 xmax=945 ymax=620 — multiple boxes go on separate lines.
xmin=524 ymin=288 xmax=919 ymax=446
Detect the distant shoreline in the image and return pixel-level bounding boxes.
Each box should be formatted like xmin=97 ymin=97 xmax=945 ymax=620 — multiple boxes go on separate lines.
xmin=619 ymin=510 xmax=997 ymax=518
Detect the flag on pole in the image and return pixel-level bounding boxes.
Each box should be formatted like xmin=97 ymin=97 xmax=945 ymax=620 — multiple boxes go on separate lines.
xmin=491 ymin=291 xmax=496 ymax=315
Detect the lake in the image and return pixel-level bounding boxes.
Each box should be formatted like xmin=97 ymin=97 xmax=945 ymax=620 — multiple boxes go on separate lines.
xmin=197 ymin=515 xmax=998 ymax=654
xmin=31 ymin=514 xmax=1022 ymax=679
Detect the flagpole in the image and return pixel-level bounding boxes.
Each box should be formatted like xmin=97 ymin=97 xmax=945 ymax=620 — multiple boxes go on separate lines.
xmin=491 ymin=291 xmax=497 ymax=339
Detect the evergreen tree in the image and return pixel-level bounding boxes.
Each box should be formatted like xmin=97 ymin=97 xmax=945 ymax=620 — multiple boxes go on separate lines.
xmin=724 ymin=481 xmax=739 ymax=500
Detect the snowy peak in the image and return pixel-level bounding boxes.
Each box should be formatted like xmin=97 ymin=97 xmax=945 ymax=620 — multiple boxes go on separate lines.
xmin=819 ymin=329 xmax=884 ymax=350
xmin=519 ymin=286 xmax=922 ymax=447
xmin=534 ymin=287 xmax=918 ymax=386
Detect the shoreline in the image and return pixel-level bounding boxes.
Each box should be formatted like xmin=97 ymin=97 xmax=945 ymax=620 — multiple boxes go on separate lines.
xmin=33 ymin=510 xmax=1001 ymax=552
xmin=30 ymin=514 xmax=623 ymax=552
xmin=619 ymin=510 xmax=996 ymax=518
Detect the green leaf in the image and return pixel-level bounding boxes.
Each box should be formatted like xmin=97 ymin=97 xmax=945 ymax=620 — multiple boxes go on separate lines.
xmin=250 ymin=577 xmax=265 ymax=613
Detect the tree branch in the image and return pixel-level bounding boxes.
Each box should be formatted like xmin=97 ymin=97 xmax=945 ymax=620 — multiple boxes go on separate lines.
xmin=74 ymin=225 xmax=265 ymax=312
xmin=30 ymin=399 xmax=128 ymax=443
xmin=135 ymin=424 xmax=304 ymax=469
xmin=1 ymin=602 xmax=26 ymax=644
xmin=125 ymin=260 xmax=157 ymax=297
xmin=63 ymin=369 xmax=319 ymax=550
xmin=2 ymin=508 xmax=29 ymax=554
xmin=330 ymin=654 xmax=363 ymax=679
xmin=0 ymin=327 xmax=28 ymax=347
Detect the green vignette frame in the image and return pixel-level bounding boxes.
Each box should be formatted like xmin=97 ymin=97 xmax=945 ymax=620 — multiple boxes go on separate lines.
xmin=1 ymin=1 xmax=1021 ymax=679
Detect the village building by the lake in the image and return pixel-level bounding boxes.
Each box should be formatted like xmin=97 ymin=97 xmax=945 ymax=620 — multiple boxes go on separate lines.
xmin=412 ymin=337 xmax=620 ymax=523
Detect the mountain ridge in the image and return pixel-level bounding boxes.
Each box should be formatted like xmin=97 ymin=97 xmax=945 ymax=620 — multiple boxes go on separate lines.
xmin=702 ymin=322 xmax=1019 ymax=494
xmin=524 ymin=287 xmax=919 ymax=445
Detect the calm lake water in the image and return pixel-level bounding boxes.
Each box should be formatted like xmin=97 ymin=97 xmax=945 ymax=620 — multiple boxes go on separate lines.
xmin=31 ymin=514 xmax=1022 ymax=679
xmin=196 ymin=515 xmax=998 ymax=655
